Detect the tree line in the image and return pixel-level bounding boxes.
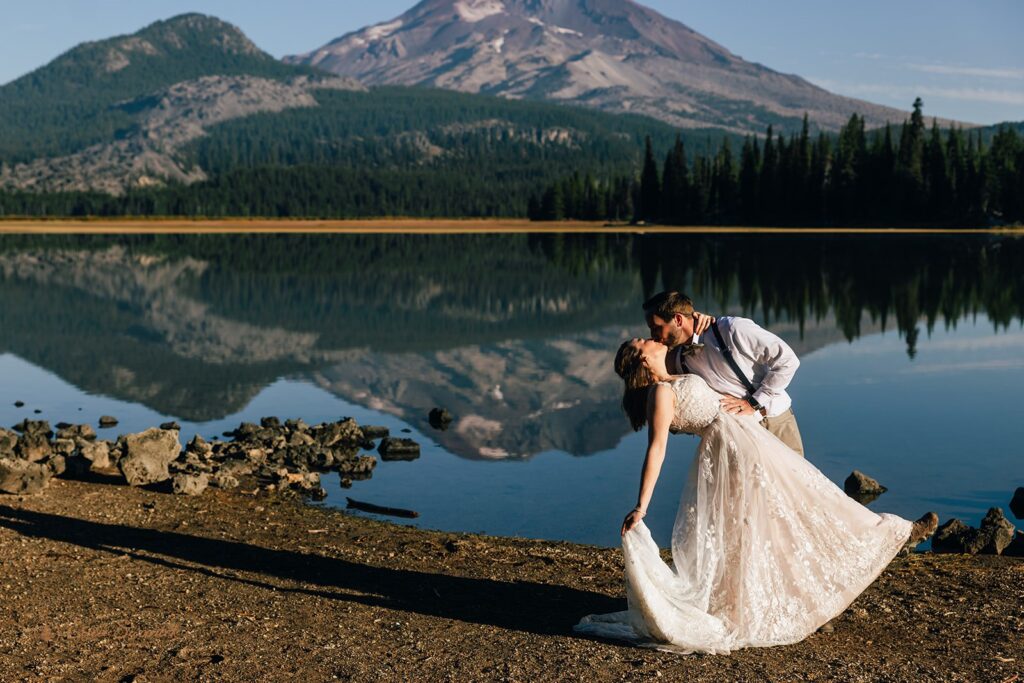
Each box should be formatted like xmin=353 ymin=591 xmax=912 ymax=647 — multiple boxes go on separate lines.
xmin=529 ymin=100 xmax=1024 ymax=227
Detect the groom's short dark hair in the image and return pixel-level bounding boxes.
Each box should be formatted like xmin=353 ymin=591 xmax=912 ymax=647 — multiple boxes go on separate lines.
xmin=643 ymin=291 xmax=694 ymax=320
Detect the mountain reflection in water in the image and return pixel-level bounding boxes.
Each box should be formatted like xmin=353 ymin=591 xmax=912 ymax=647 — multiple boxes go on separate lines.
xmin=0 ymin=233 xmax=1020 ymax=460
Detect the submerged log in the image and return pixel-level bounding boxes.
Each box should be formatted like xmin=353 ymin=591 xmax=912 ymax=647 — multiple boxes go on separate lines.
xmin=346 ymin=497 xmax=419 ymax=519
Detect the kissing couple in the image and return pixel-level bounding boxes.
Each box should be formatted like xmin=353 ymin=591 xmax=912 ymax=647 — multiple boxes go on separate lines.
xmin=576 ymin=291 xmax=938 ymax=654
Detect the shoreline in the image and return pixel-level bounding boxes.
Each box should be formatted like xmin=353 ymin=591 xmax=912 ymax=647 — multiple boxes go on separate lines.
xmin=1 ymin=478 xmax=1021 ymax=681
xmin=0 ymin=218 xmax=1022 ymax=235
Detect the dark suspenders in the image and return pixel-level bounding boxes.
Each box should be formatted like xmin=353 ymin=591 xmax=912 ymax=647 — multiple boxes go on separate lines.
xmin=710 ymin=321 xmax=759 ymax=398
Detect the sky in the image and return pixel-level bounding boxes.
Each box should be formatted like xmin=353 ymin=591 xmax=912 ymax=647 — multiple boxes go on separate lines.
xmin=2 ymin=0 xmax=1022 ymax=125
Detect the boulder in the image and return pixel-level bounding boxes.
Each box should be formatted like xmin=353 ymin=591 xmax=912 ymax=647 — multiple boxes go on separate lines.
xmin=186 ymin=435 xmax=213 ymax=458
xmin=98 ymin=416 xmax=119 ymax=428
xmin=12 ymin=420 xmax=52 ymax=438
xmin=14 ymin=401 xmax=24 ymax=408
xmin=843 ymin=470 xmax=887 ymax=503
xmin=56 ymin=424 xmax=96 ymax=441
xmin=160 ymin=421 xmax=182 ymax=431
xmin=0 ymin=429 xmax=18 ymax=458
xmin=51 ymin=438 xmax=77 ymax=457
xmin=45 ymin=455 xmax=67 ymax=477
xmin=976 ymin=507 xmax=1016 ymax=555
xmin=428 ymin=408 xmax=454 ymax=431
xmin=118 ymin=428 xmax=181 ymax=486
xmin=260 ymin=416 xmax=282 ymax=429
xmin=337 ymin=455 xmax=377 ymax=476
xmin=15 ymin=433 xmax=53 ymax=462
xmin=285 ymin=418 xmax=310 ymax=433
xmin=314 ymin=418 xmax=363 ymax=447
xmin=0 ymin=457 xmax=52 ymax=495
xmin=172 ymin=473 xmax=209 ymax=497
xmin=932 ymin=518 xmax=983 ymax=554
xmin=1010 ymin=487 xmax=1024 ymax=520
xmin=78 ymin=440 xmax=112 ymax=470
xmin=378 ymin=437 xmax=420 ymax=461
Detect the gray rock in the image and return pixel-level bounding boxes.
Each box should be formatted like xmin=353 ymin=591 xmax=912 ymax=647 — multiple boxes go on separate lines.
xmin=260 ymin=416 xmax=282 ymax=429
xmin=160 ymin=421 xmax=182 ymax=431
xmin=12 ymin=420 xmax=52 ymax=438
xmin=98 ymin=415 xmax=119 ymax=428
xmin=844 ymin=470 xmax=887 ymax=498
xmin=976 ymin=507 xmax=1016 ymax=555
xmin=172 ymin=473 xmax=209 ymax=497
xmin=379 ymin=437 xmax=420 ymax=461
xmin=288 ymin=431 xmax=316 ymax=447
xmin=57 ymin=424 xmax=97 ymax=441
xmin=314 ymin=418 xmax=363 ymax=447
xmin=337 ymin=455 xmax=377 ymax=476
xmin=1010 ymin=487 xmax=1024 ymax=520
xmin=78 ymin=440 xmax=112 ymax=470
xmin=51 ymin=438 xmax=77 ymax=457
xmin=14 ymin=401 xmax=24 ymax=408
xmin=932 ymin=518 xmax=982 ymax=554
xmin=0 ymin=428 xmax=18 ymax=458
xmin=15 ymin=433 xmax=53 ymax=462
xmin=186 ymin=435 xmax=213 ymax=457
xmin=0 ymin=457 xmax=52 ymax=495
xmin=285 ymin=418 xmax=310 ymax=433
xmin=45 ymin=455 xmax=67 ymax=477
xmin=118 ymin=428 xmax=181 ymax=486
xmin=211 ymin=472 xmax=240 ymax=490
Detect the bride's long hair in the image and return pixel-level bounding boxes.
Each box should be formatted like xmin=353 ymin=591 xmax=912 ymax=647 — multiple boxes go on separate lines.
xmin=615 ymin=341 xmax=654 ymax=432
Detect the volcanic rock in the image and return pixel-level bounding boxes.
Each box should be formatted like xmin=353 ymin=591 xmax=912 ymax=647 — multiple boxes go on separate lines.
xmin=118 ymin=428 xmax=181 ymax=486
xmin=0 ymin=457 xmax=53 ymax=495
xmin=378 ymin=438 xmax=420 ymax=461
xmin=172 ymin=473 xmax=209 ymax=496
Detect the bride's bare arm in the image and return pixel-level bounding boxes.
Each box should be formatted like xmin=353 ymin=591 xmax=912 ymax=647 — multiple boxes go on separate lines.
xmin=622 ymin=383 xmax=674 ymax=536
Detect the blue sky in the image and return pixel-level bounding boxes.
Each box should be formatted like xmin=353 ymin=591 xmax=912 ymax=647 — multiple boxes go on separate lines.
xmin=2 ymin=0 xmax=1021 ymax=124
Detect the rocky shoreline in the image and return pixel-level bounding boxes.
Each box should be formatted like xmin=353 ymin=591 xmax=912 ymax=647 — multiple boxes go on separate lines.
xmin=0 ymin=418 xmax=1022 ymax=680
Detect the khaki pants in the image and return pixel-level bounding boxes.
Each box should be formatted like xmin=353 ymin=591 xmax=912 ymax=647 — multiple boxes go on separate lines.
xmin=762 ymin=408 xmax=805 ymax=457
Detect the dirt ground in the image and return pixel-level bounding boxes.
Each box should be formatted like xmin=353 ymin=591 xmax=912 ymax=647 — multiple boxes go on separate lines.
xmin=0 ymin=479 xmax=1020 ymax=682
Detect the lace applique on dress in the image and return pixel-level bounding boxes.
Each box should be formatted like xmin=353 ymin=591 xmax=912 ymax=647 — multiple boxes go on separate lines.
xmin=575 ymin=374 xmax=913 ymax=654
xmin=663 ymin=375 xmax=721 ymax=436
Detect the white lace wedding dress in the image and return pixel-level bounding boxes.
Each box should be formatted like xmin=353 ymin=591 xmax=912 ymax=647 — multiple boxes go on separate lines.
xmin=576 ymin=375 xmax=912 ymax=654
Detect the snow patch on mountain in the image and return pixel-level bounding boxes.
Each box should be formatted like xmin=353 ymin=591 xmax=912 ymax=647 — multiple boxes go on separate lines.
xmin=454 ymin=0 xmax=505 ymax=23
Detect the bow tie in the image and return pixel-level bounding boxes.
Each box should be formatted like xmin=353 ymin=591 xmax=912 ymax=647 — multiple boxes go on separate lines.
xmin=679 ymin=342 xmax=705 ymax=357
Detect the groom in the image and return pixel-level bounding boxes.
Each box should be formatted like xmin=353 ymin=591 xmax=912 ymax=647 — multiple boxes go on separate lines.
xmin=643 ymin=291 xmax=805 ymax=457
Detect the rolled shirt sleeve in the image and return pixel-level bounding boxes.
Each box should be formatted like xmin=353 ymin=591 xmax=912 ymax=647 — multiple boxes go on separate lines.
xmin=728 ymin=318 xmax=800 ymax=416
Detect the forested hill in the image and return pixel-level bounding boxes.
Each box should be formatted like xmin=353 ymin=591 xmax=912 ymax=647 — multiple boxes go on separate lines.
xmin=0 ymin=85 xmax=733 ymax=218
xmin=0 ymin=14 xmax=306 ymax=165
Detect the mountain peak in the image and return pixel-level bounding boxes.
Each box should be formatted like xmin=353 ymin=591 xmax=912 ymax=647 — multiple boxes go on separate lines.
xmin=287 ymin=0 xmax=908 ymax=133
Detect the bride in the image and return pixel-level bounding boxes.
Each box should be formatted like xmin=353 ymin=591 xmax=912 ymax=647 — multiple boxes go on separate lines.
xmin=575 ymin=338 xmax=938 ymax=654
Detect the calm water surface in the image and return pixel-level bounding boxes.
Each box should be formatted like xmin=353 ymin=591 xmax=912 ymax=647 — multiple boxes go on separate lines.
xmin=1 ymin=233 xmax=1021 ymax=548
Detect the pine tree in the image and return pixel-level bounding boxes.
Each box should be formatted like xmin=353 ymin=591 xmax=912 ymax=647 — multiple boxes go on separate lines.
xmin=638 ymin=136 xmax=662 ymax=222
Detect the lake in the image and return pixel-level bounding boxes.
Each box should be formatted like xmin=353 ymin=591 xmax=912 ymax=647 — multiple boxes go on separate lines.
xmin=1 ymin=232 xmax=1021 ymax=548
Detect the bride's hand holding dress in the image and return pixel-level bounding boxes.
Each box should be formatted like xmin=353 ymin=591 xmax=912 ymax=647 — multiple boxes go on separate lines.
xmin=578 ymin=339 xmax=935 ymax=654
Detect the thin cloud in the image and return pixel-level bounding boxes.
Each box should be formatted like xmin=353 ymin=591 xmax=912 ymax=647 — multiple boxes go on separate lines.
xmin=807 ymin=77 xmax=1024 ymax=106
xmin=909 ymin=63 xmax=1024 ymax=80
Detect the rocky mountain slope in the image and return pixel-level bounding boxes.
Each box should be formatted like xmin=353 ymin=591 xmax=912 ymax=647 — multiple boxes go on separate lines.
xmin=287 ymin=0 xmax=911 ymax=133
xmin=0 ymin=14 xmax=363 ymax=195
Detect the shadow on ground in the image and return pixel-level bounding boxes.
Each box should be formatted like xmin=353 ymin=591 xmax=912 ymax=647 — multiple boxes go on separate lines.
xmin=0 ymin=505 xmax=620 ymax=637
